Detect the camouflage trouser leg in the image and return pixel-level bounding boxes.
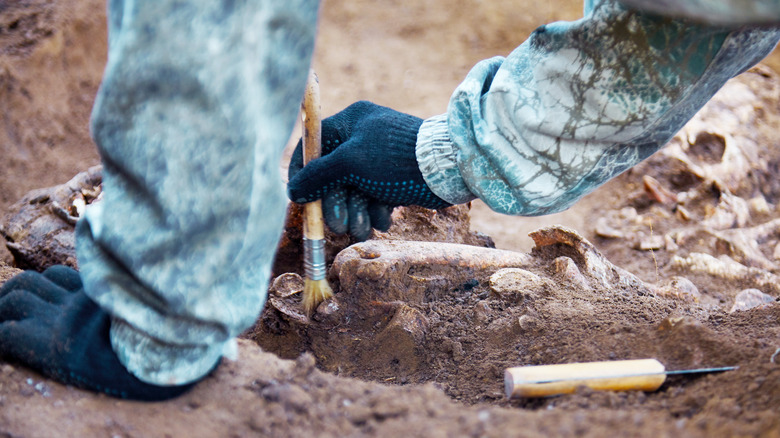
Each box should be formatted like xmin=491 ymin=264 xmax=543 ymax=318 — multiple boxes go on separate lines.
xmin=76 ymin=0 xmax=319 ymax=385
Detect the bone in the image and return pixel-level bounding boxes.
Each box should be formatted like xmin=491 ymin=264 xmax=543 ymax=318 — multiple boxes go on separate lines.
xmin=529 ymin=226 xmax=654 ymax=295
xmin=671 ymin=252 xmax=780 ymax=295
xmin=331 ymin=240 xmax=534 ymax=304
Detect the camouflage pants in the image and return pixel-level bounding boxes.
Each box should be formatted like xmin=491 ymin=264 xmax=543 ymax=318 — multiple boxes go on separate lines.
xmin=76 ymin=0 xmax=319 ymax=385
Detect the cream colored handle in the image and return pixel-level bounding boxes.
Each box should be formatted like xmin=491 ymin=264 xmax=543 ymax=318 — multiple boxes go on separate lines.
xmin=504 ymin=359 xmax=667 ymax=398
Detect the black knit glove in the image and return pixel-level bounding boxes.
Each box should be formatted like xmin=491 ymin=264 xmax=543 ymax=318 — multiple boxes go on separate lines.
xmin=287 ymin=101 xmax=451 ymax=241
xmin=0 ymin=266 xmax=199 ymax=401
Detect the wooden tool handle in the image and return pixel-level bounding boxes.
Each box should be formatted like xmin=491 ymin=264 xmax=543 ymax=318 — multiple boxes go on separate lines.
xmin=301 ymin=70 xmax=325 ymax=241
xmin=504 ymin=359 xmax=667 ymax=398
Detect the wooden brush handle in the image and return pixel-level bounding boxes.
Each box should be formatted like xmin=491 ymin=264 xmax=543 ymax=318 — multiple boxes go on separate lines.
xmin=301 ymin=70 xmax=325 ymax=241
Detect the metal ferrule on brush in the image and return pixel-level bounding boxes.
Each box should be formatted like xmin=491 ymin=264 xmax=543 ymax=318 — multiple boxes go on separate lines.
xmin=303 ymin=237 xmax=327 ymax=281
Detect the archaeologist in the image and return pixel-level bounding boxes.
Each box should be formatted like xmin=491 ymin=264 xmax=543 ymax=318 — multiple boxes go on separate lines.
xmin=0 ymin=0 xmax=779 ymax=401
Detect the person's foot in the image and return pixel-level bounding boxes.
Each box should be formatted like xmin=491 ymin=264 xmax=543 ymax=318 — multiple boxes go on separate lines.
xmin=0 ymin=266 xmax=199 ymax=400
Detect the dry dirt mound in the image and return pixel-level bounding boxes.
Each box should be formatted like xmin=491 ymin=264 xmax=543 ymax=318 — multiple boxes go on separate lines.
xmin=3 ymin=70 xmax=780 ymax=433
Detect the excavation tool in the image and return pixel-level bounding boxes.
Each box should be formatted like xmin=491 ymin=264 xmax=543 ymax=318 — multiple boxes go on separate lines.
xmin=504 ymin=359 xmax=737 ymax=399
xmin=300 ymin=69 xmax=333 ymax=315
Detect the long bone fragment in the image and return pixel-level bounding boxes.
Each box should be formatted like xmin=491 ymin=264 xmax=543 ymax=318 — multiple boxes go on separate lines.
xmin=331 ymin=240 xmax=534 ymax=304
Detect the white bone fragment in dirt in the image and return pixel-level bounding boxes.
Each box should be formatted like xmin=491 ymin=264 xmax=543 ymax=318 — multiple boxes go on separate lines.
xmin=709 ymin=218 xmax=780 ymax=271
xmin=332 ymin=240 xmax=534 ymax=304
xmin=528 ymin=225 xmax=653 ymax=295
xmin=489 ymin=268 xmax=551 ymax=302
xmin=702 ymin=190 xmax=750 ymax=230
xmin=671 ymin=252 xmax=780 ymax=295
xmin=643 ymin=175 xmax=678 ymax=205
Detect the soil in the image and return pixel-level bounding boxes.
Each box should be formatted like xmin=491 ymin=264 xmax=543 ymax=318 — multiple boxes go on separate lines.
xmin=1 ymin=1 xmax=780 ymax=437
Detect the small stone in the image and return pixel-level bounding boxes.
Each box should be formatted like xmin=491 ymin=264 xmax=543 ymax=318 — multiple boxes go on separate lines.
xmin=657 ymin=316 xmax=688 ymax=331
xmin=489 ymin=268 xmax=547 ymax=303
xmin=594 ymin=217 xmax=624 ymax=239
xmin=635 ymin=234 xmax=665 ymax=251
xmin=517 ymin=314 xmax=539 ymax=333
xmin=729 ymin=289 xmax=775 ymax=313
xmin=748 ymin=196 xmax=771 ymax=216
xmin=643 ymin=175 xmax=678 ymax=204
xmin=315 ymin=299 xmax=340 ymax=317
xmin=619 ymin=207 xmax=639 ymax=221
xmin=676 ymin=205 xmax=692 ymax=221
xmin=657 ymin=277 xmax=701 ymax=302
xmin=664 ymin=234 xmax=679 ymax=251
xmin=71 ymin=195 xmax=87 ymax=217
xmin=703 ymin=193 xmax=750 ymax=229
xmin=473 ymin=300 xmax=491 ymax=324
xmin=34 ymin=382 xmax=51 ymax=397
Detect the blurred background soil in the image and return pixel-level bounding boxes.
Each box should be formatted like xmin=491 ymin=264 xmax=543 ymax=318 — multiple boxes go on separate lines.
xmin=0 ymin=1 xmax=779 ymax=437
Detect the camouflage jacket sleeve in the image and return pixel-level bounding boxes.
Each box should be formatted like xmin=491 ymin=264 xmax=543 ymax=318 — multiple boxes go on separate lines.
xmin=618 ymin=0 xmax=780 ymax=25
xmin=416 ymin=0 xmax=780 ymax=216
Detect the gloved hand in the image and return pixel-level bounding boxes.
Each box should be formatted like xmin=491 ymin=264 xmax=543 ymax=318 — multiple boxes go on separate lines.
xmin=287 ymin=101 xmax=451 ymax=241
xmin=0 ymin=266 xmax=199 ymax=401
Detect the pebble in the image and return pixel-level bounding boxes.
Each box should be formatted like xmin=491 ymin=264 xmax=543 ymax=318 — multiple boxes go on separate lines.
xmin=657 ymin=315 xmax=700 ymax=332
xmin=635 ymin=235 xmax=665 ymax=251
xmin=517 ymin=314 xmax=539 ymax=333
xmin=489 ymin=268 xmax=547 ymax=303
xmin=657 ymin=277 xmax=701 ymax=302
xmin=594 ymin=217 xmax=624 ymax=239
xmin=729 ymin=289 xmax=775 ymax=313
xmin=748 ymin=196 xmax=770 ymax=216
xmin=473 ymin=300 xmax=491 ymax=324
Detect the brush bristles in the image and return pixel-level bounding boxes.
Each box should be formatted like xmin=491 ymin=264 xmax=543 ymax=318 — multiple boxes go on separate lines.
xmin=303 ymin=278 xmax=333 ymax=315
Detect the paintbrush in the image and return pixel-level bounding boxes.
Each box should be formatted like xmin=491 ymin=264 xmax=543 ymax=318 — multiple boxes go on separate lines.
xmin=300 ymin=69 xmax=333 ymax=315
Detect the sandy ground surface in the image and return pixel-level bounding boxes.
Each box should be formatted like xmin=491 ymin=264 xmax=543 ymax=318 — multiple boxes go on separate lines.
xmin=1 ymin=1 xmax=779 ymax=437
